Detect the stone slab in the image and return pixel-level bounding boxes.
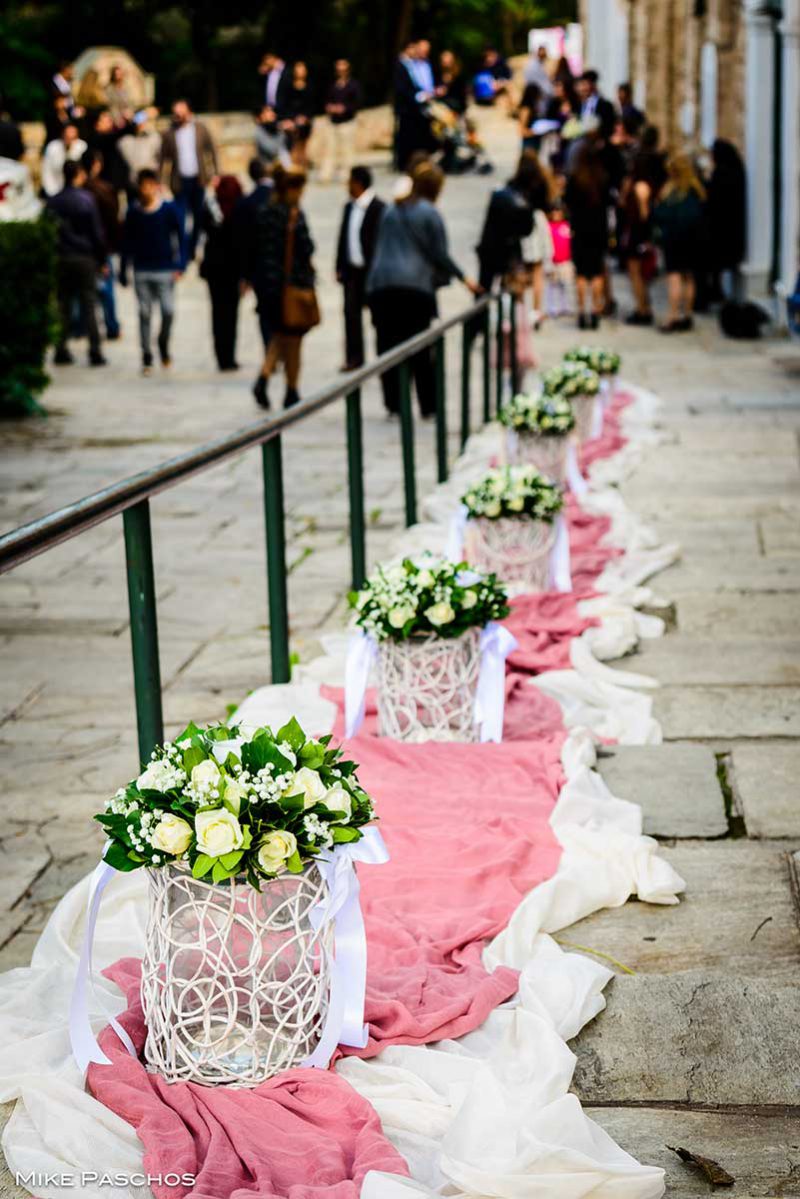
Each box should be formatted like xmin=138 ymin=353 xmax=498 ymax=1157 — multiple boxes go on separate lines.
xmin=572 ymin=971 xmax=800 ymax=1105
xmin=563 ymin=840 xmax=800 ymax=981
xmin=654 ymin=686 xmax=800 ymax=740
xmin=675 ymin=594 xmax=800 ymax=639
xmin=617 ymin=638 xmax=800 ymax=686
xmin=587 ymin=1107 xmax=800 ymax=1198
xmin=658 ymin=554 xmax=800 ymax=593
xmin=760 ymin=514 xmax=800 ymax=556
xmin=597 ymin=743 xmax=727 ymax=837
xmin=732 ymin=744 xmax=800 ymax=838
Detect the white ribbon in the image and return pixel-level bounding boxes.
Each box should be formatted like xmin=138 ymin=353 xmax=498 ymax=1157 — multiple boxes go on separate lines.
xmin=344 ymin=630 xmax=378 ymax=738
xmin=565 ymin=441 xmax=587 ymax=498
xmin=69 ymin=854 xmax=138 ymax=1074
xmin=548 ymin=514 xmax=572 ymax=592
xmin=590 ymin=394 xmax=604 ymax=439
xmin=302 ymin=825 xmax=390 ymax=1068
xmin=445 ymin=503 xmax=469 ymax=562
xmin=473 ymin=621 xmax=518 ymax=742
xmin=505 ymin=428 xmax=519 ymax=463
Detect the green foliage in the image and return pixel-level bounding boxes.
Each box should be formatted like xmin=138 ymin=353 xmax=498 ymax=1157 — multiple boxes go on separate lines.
xmin=0 ymin=216 xmax=59 ymax=418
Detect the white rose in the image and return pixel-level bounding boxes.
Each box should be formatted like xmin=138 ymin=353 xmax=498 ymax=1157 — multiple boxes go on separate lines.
xmin=484 ymin=500 xmax=502 ymax=518
xmin=325 ymin=784 xmax=352 ymax=822
xmin=151 ymin=813 xmax=193 ymax=856
xmin=194 ymin=808 xmax=244 ymax=857
xmin=286 ymin=766 xmax=328 ymax=809
xmin=425 ymin=601 xmax=455 ymax=626
xmin=416 ymin=569 xmax=434 ymax=587
xmin=461 ymin=589 xmax=478 ymax=609
xmin=191 ymin=759 xmax=221 ymax=788
xmin=507 ymin=496 xmax=525 ymax=512
xmin=257 ymin=830 xmax=298 ymax=873
xmin=223 ymin=778 xmax=247 ymax=814
xmin=137 ymin=759 xmax=176 ymax=793
xmin=388 ymin=604 xmax=415 ymax=629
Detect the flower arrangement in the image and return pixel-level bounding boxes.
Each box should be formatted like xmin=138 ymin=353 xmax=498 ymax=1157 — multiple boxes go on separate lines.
xmin=462 ymin=465 xmax=564 ymax=523
xmin=498 ymin=392 xmax=576 ymax=437
xmin=96 ymin=719 xmax=376 ymax=889
xmin=350 ymin=555 xmax=509 ymax=642
xmin=563 ymin=345 xmax=621 ymax=375
xmin=541 ymin=362 xmax=600 ymax=399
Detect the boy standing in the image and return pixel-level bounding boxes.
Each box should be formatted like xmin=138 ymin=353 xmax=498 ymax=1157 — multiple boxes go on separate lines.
xmin=120 ymin=169 xmax=184 ymax=375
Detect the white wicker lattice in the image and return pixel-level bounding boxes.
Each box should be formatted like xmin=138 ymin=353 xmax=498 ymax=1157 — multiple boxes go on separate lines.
xmin=376 ymin=627 xmax=481 ymax=743
xmin=141 ymin=863 xmax=333 ymax=1087
xmin=572 ymin=393 xmax=597 ymax=444
xmin=466 ymin=515 xmax=555 ymax=593
xmin=514 ymin=431 xmax=569 ymax=482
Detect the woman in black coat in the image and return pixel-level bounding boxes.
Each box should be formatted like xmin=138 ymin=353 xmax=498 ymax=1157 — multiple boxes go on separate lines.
xmin=707 ymin=139 xmax=746 ymax=300
xmin=200 ymin=175 xmax=244 ymax=371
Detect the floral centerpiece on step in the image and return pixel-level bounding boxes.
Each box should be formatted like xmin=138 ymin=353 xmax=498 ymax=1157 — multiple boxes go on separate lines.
xmin=348 ymin=556 xmax=511 ymax=743
xmin=563 ymin=345 xmax=621 ymax=375
xmin=461 ymin=465 xmax=565 ymax=594
xmin=498 ymin=394 xmax=575 ymax=480
xmin=97 ymin=718 xmax=376 ymax=890
xmin=541 ymin=361 xmax=600 ymax=399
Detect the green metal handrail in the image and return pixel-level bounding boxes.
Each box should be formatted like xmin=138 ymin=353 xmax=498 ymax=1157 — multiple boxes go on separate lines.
xmin=0 ymin=292 xmax=509 ymax=766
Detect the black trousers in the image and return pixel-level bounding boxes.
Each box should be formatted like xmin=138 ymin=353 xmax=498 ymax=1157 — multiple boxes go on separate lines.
xmin=207 ymin=272 xmax=240 ymax=369
xmin=57 ymin=255 xmax=100 ymax=356
xmin=342 ymin=267 xmax=367 ymax=367
xmin=370 ymin=288 xmax=436 ymax=416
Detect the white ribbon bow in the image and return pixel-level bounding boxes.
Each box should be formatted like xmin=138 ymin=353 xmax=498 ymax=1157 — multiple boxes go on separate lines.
xmin=344 ymin=630 xmax=378 ymax=738
xmin=565 ymin=441 xmax=587 ymax=497
xmin=302 ymin=825 xmax=390 ymax=1068
xmin=548 ymin=514 xmax=572 ymax=593
xmin=590 ymin=395 xmax=604 ymax=440
xmin=445 ymin=503 xmax=469 ymax=562
xmin=473 ymin=621 xmax=518 ymax=742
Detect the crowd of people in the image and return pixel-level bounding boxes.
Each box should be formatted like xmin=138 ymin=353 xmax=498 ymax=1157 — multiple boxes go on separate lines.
xmin=0 ymin=44 xmax=749 ymax=411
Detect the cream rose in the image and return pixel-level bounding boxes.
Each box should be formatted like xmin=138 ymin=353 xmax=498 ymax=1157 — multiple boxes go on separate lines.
xmin=151 ymin=813 xmax=193 ymax=856
xmin=416 ymin=569 xmax=434 ymax=587
xmin=194 ymin=808 xmax=243 ymax=857
xmin=257 ymin=830 xmax=298 ymax=873
xmin=324 ymin=784 xmax=352 ymax=822
xmin=507 ymin=496 xmax=525 ymax=512
xmin=191 ymin=759 xmax=221 ymax=788
xmin=484 ymin=500 xmax=502 ymax=518
xmin=425 ymin=601 xmax=455 ymax=626
xmin=461 ymin=589 xmax=478 ymax=609
xmin=287 ymin=766 xmax=327 ymax=809
xmin=223 ymin=778 xmax=246 ymax=814
xmin=388 ymin=604 xmax=415 ymax=629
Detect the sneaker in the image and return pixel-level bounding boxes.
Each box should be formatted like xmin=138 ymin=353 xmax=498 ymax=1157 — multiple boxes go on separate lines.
xmin=284 ymin=388 xmax=301 ymax=409
xmin=252 ymin=375 xmax=270 ymax=409
xmin=89 ymin=352 xmax=108 ymax=367
xmin=54 ymin=348 xmax=74 ymax=365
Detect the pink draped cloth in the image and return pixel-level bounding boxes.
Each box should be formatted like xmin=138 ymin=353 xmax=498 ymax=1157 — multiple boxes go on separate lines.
xmin=86 ymin=394 xmax=630 ymax=1198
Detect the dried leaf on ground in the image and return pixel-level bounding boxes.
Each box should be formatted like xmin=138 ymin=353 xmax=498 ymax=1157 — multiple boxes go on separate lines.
xmin=667 ymin=1145 xmax=735 ymax=1186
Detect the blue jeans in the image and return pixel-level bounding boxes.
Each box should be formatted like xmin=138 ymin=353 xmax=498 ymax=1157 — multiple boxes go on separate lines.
xmin=97 ymin=257 xmax=120 ymax=338
xmin=134 ymin=271 xmax=175 ymax=364
xmin=174 ymin=175 xmax=204 ymax=260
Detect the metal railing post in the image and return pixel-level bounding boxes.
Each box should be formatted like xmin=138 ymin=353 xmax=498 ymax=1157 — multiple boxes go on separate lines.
xmin=262 ymin=436 xmax=290 ymax=683
xmin=345 ymin=388 xmax=366 ymax=590
xmin=482 ymin=305 xmax=491 ymax=423
xmin=434 ymin=337 xmax=448 ymax=483
xmin=398 ymin=362 xmax=417 ymax=527
xmin=123 ymin=499 xmax=164 ymax=764
xmin=509 ymin=291 xmax=519 ymax=395
xmin=460 ymin=320 xmax=472 ymax=451
xmin=495 ymin=293 xmax=504 ymax=415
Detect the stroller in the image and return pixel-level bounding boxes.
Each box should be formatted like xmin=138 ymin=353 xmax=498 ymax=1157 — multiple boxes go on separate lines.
xmin=427 ymin=100 xmax=493 ymax=175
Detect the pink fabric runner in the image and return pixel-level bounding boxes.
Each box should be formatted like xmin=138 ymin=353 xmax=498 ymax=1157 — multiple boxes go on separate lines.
xmin=87 ymin=396 xmax=631 ymax=1198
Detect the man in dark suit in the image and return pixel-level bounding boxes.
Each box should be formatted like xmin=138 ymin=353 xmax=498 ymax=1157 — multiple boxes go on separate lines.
xmin=393 ymin=41 xmax=433 ymax=170
xmin=258 ymin=52 xmax=292 ymax=119
xmin=576 ymin=70 xmax=616 ymax=142
xmin=335 ymin=165 xmax=385 ymax=370
xmin=234 ymin=158 xmax=274 ymax=350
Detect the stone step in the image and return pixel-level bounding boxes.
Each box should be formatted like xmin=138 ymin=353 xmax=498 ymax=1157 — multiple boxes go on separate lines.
xmin=597 ymin=743 xmax=727 ymax=838
xmin=654 ymin=685 xmax=800 ymax=739
xmin=731 ymin=744 xmax=800 ymax=839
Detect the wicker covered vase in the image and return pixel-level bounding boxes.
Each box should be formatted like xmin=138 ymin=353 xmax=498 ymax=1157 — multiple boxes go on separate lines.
xmin=376 ymin=626 xmax=481 ymax=743
xmin=466 ymin=515 xmax=555 ymax=594
xmin=141 ymin=862 xmax=333 ymax=1087
xmin=571 ymin=393 xmax=598 ymax=444
xmin=513 ymin=430 xmax=569 ymax=483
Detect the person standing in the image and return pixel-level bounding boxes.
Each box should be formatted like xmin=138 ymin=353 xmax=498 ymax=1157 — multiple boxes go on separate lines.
xmin=119 ymin=169 xmax=184 ymax=373
xmin=564 ymin=136 xmax=609 ymax=329
xmin=335 ymin=165 xmax=385 ymax=370
xmin=82 ymin=147 xmax=122 ymax=340
xmin=252 ymin=165 xmax=317 ymax=410
xmin=259 ymin=53 xmax=291 ymax=117
xmin=654 ymin=153 xmax=706 ymax=332
xmin=0 ymin=96 xmax=24 ymax=161
xmin=159 ymin=99 xmax=218 ymax=260
xmin=619 ymin=153 xmax=658 ymax=325
xmin=367 ymin=163 xmax=479 ymax=417
xmin=253 ymin=105 xmax=285 ymax=166
xmin=46 ymin=159 xmax=107 ymax=366
xmin=41 ymin=123 xmax=88 ymax=197
xmin=235 ymin=159 xmax=274 ymax=353
xmin=616 ymin=82 xmax=645 ymax=133
xmin=200 ymin=175 xmax=244 ymax=371
xmin=707 ymin=139 xmax=746 ymax=301
xmin=118 ymin=114 xmax=162 ymax=201
xmin=281 ymin=62 xmax=314 ymax=169
xmin=321 ymin=59 xmax=361 ymax=184
xmin=575 ymin=70 xmax=616 ymax=140
xmin=393 ymin=41 xmax=433 ymax=170
xmin=105 ymin=64 xmax=133 ymax=125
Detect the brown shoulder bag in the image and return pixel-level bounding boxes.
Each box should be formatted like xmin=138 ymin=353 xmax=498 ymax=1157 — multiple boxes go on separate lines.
xmin=281 ymin=207 xmax=321 ymax=334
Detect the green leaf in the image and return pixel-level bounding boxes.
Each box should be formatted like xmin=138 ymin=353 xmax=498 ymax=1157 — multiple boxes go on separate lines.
xmin=191 ymin=853 xmax=215 ymax=879
xmin=103 ymin=840 xmax=143 ymax=872
xmin=332 ymin=826 xmax=361 ymax=843
xmin=175 ymin=721 xmax=203 ymax=744
xmin=220 ymin=851 xmax=244 ymax=870
xmin=242 ymin=732 xmax=292 ymax=775
xmin=182 ymin=745 xmax=206 ymax=772
xmin=298 ymin=740 xmax=325 ymax=769
xmin=278 ymin=791 xmax=306 ymax=812
xmin=276 ymin=716 xmax=306 ymax=752
xmin=241 ymin=825 xmax=253 ymax=849
xmin=285 ymin=850 xmax=304 ymax=873
xmin=212 ymin=860 xmax=232 ymax=884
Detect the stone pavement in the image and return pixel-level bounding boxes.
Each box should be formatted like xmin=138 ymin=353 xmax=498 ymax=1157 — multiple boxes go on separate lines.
xmin=1 ymin=108 xmax=800 ymax=1194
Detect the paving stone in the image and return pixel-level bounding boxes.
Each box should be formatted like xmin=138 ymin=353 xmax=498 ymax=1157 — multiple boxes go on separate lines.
xmin=655 ymin=686 xmax=800 ymax=739
xmin=572 ymin=971 xmax=800 ymax=1105
xmin=675 ymin=594 xmax=800 ymax=639
xmin=732 ymin=743 xmax=800 ymax=838
xmin=658 ymin=554 xmax=800 ymax=593
xmin=564 ymin=840 xmax=800 ymax=981
xmin=587 ymin=1108 xmax=800 ymax=1198
xmin=617 ymin=637 xmax=800 ymax=686
xmin=760 ymin=513 xmax=800 ymax=556
xmin=597 ymin=743 xmax=727 ymax=837
xmin=0 ymin=831 xmax=51 ymax=912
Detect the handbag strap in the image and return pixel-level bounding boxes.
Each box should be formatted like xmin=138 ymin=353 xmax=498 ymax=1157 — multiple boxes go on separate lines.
xmin=283 ymin=205 xmax=298 ymax=284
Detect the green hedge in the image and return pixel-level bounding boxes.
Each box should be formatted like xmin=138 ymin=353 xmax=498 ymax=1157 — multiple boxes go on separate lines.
xmin=0 ymin=216 xmax=59 ymax=417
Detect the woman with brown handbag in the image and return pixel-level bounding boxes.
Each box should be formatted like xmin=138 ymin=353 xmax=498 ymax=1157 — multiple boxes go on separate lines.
xmin=252 ymin=165 xmax=319 ymax=409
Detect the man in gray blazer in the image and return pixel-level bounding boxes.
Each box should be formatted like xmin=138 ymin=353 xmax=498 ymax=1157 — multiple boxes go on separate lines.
xmin=159 ymin=99 xmax=218 ymax=260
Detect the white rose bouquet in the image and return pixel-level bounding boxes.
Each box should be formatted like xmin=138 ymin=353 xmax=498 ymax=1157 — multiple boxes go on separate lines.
xmin=96 ymin=719 xmax=376 ymax=889
xmin=563 ymin=345 xmax=621 ymax=375
xmin=541 ymin=362 xmax=600 ymax=398
xmin=350 ymin=555 xmax=509 ymax=642
xmin=462 ymin=464 xmax=564 ymax=523
xmin=498 ymin=392 xmax=576 ymax=437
